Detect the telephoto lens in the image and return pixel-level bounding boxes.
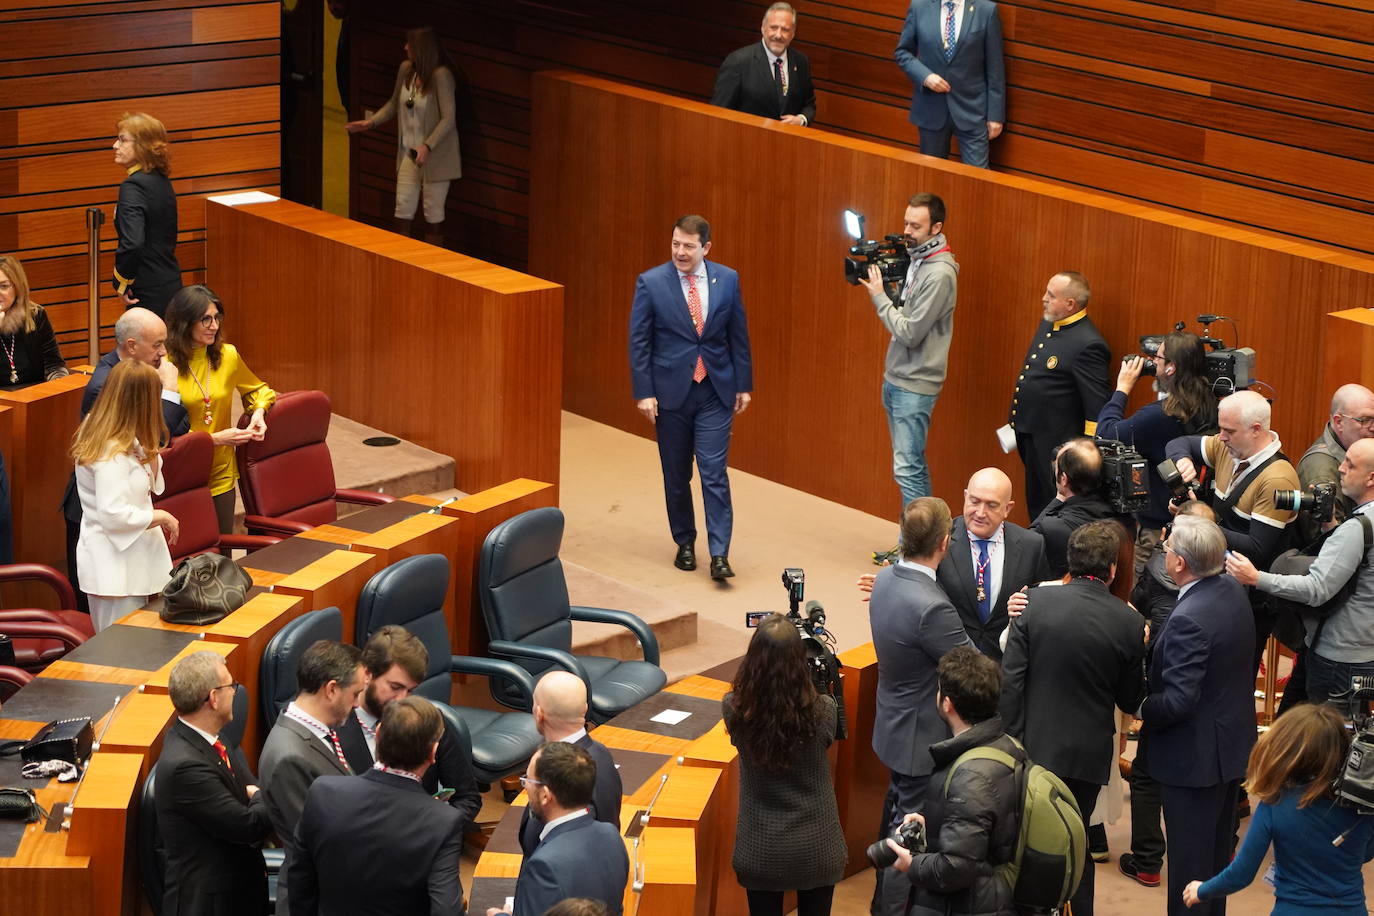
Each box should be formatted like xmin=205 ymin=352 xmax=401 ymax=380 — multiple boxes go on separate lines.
xmin=865 ymin=818 xmax=927 ymax=869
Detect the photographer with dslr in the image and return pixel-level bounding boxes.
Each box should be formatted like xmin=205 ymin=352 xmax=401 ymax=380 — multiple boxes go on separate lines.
xmin=1226 ymin=438 xmax=1374 ymax=706
xmin=1097 ymin=331 xmax=1218 ymax=576
xmin=1294 ymin=383 xmax=1374 ymax=545
xmin=1182 ymin=704 xmax=1374 ymax=914
xmin=855 ymin=193 xmax=957 ymax=562
xmin=883 ymin=647 xmax=1021 ymax=916
xmin=1031 ymin=438 xmax=1119 ymax=578
xmin=723 ymin=613 xmax=845 ymax=916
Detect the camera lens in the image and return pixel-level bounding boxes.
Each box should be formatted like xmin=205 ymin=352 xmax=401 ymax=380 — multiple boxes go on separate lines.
xmin=1274 ymin=490 xmax=1312 ymax=512
xmin=866 ymin=837 xmax=899 ymax=870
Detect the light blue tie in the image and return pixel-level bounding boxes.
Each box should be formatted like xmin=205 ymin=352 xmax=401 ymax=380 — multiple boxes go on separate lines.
xmin=944 ymin=1 xmax=958 ymax=61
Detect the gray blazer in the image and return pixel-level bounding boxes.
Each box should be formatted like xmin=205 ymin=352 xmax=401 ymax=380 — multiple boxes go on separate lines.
xmin=259 ymin=713 xmax=351 ymax=916
xmin=869 ymin=563 xmax=974 ymax=778
xmin=370 ymin=61 xmax=462 ymax=182
xmin=895 ymin=0 xmax=1006 ymax=132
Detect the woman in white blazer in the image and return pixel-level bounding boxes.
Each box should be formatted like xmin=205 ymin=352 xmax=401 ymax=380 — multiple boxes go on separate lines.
xmin=73 ymin=360 xmax=180 ymax=630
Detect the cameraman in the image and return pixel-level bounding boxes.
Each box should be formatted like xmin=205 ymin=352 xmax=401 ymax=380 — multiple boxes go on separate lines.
xmin=1165 ymin=389 xmax=1299 ymax=672
xmin=1294 ymin=383 xmax=1374 ymax=545
xmin=1096 ymin=331 xmax=1218 ymax=577
xmin=856 ymin=193 xmax=958 ymax=562
xmin=1226 ymin=438 xmax=1374 ymax=705
xmin=885 ymin=647 xmax=1020 ymax=916
xmin=1031 ymin=437 xmax=1118 ymax=578
xmin=723 ymin=613 xmax=845 ymax=915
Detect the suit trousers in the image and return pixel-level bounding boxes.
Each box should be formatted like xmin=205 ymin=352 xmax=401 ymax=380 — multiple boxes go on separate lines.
xmin=1160 ymin=779 xmax=1241 ymax=916
xmin=874 ymin=770 xmax=931 ymax=916
xmin=655 ymin=379 xmax=734 ymax=557
xmin=917 ymin=124 xmax=990 ymax=169
xmin=1062 ymin=777 xmax=1099 ymax=916
xmin=1127 ymin=734 xmax=1165 ymax=872
xmin=1015 ymin=430 xmax=1063 ymax=521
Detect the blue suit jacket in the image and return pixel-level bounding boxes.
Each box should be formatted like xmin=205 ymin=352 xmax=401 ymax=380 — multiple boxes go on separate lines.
xmin=628 ymin=260 xmax=753 ymax=412
xmin=507 ymin=814 xmax=628 ymax=916
xmin=895 ymin=0 xmax=1006 ymax=132
xmin=1141 ymin=574 xmax=1256 ymax=788
xmin=517 ymin=733 xmax=623 ymax=857
xmin=869 ymin=563 xmax=975 ymax=777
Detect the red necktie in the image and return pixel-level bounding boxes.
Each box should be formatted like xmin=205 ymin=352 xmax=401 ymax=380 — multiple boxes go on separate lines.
xmin=213 ymin=740 xmax=233 ymax=772
xmin=684 ymin=274 xmax=707 ymax=383
xmin=326 ymin=729 xmax=352 ymax=772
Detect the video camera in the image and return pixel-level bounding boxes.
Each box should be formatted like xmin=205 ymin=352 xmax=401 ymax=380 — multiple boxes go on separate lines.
xmin=1131 ymin=315 xmax=1256 ymax=395
xmin=1330 ymin=676 xmax=1374 ymax=812
xmin=745 ymin=568 xmax=848 ymax=739
xmin=841 ymin=209 xmax=911 ymax=287
xmin=1275 ymin=482 xmax=1337 ymax=525
xmin=1095 ymin=439 xmax=1150 ymax=514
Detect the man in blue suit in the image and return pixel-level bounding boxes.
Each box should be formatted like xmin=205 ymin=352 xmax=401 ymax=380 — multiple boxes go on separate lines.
xmin=487 ymin=742 xmax=629 ymax=916
xmin=629 ymin=215 xmax=753 ymax=580
xmin=895 ymin=0 xmax=1007 ymax=168
xmin=1139 ymin=514 xmax=1255 ymax=916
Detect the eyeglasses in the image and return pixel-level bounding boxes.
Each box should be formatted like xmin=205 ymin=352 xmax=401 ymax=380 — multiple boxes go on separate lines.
xmin=207 ymin=681 xmax=240 ymax=701
xmin=1337 ymin=414 xmax=1374 ymax=428
xmin=518 ymin=776 xmax=544 ymax=790
xmin=198 ymin=313 xmax=223 ymax=328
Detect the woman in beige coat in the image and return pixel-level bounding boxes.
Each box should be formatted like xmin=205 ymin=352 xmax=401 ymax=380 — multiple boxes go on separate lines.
xmin=347 ymin=26 xmax=460 ymax=247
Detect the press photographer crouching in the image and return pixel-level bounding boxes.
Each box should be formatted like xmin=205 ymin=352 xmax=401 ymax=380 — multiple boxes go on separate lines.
xmin=1096 ymin=330 xmax=1218 ymax=577
xmin=883 ymin=647 xmax=1022 ymax=916
xmin=723 ymin=612 xmax=846 ymax=916
xmin=1226 ymin=438 xmax=1374 ymax=706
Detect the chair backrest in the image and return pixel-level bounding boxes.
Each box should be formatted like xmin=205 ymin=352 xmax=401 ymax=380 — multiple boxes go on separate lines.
xmin=354 ymin=554 xmax=453 ymax=704
xmin=259 ymin=607 xmax=343 ymax=727
xmin=138 ymin=761 xmax=165 ymax=915
xmin=152 ymin=431 xmax=220 ymax=564
xmin=479 ymin=507 xmax=574 ymax=652
xmin=216 ymin=683 xmax=258 ymax=785
xmin=235 ymin=390 xmax=339 ymax=529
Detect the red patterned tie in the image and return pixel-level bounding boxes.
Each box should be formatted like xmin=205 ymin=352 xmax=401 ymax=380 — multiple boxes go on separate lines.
xmin=326 ymin=729 xmax=352 ymax=772
xmin=213 ymin=740 xmax=233 ymax=772
xmin=684 ymin=274 xmax=707 ymax=383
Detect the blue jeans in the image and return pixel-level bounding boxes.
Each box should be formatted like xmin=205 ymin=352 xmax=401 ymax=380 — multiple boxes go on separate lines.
xmin=1305 ymin=650 xmax=1374 ymax=706
xmin=882 ymin=381 xmax=938 ymax=512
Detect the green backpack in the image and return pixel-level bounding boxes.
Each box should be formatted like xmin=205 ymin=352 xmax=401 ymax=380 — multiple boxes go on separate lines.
xmin=942 ymin=736 xmax=1086 ymax=913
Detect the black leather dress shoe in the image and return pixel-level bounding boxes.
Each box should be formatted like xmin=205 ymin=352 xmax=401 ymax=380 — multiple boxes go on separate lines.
xmin=709 ymin=555 xmax=734 ymax=580
xmin=674 ymin=542 xmax=696 ymax=571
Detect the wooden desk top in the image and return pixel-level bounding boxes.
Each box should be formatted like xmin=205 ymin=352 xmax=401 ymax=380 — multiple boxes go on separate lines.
xmin=141 ymin=641 xmax=239 ymax=694
xmin=118 ymin=592 xmax=304 ymax=641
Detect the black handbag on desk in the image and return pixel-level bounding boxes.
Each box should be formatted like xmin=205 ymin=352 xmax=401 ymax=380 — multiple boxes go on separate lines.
xmin=0 ymin=716 xmax=94 ymax=768
xmin=0 ymin=787 xmax=41 ymax=822
xmin=160 ymin=553 xmax=253 ymax=626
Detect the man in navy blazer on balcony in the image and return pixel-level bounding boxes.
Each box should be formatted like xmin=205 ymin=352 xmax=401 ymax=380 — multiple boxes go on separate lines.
xmin=895 ymin=0 xmax=1007 ymax=168
xmin=629 ymin=214 xmax=753 ymax=581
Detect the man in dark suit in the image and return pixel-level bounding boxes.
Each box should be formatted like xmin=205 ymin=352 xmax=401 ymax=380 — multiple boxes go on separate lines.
xmin=895 ymin=0 xmax=1006 ymax=167
xmin=336 ymin=625 xmax=482 ymax=830
xmin=62 ymin=306 xmax=189 ymax=611
xmin=710 ymin=2 xmax=817 ymax=127
xmin=936 ymin=467 xmax=1053 ymax=660
xmin=488 ymin=742 xmax=629 ymax=916
xmin=629 ymin=214 xmax=753 ymax=580
xmin=1139 ymin=515 xmax=1255 ymax=916
xmin=1009 ymin=271 xmax=1112 ymax=519
xmin=1000 ymin=521 xmax=1146 ymax=916
xmin=156 ymin=650 xmax=272 ymax=916
xmin=290 ymin=696 xmax=465 ymax=916
xmin=259 ymin=640 xmax=366 ymax=916
xmin=520 ymin=670 xmax=621 ymax=855
xmin=1031 ymin=437 xmax=1119 ymax=577
xmin=868 ymin=496 xmax=974 ymax=916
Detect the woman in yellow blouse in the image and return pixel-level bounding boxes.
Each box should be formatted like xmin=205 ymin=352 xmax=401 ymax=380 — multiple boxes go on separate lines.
xmin=164 ymin=285 xmax=276 ymax=533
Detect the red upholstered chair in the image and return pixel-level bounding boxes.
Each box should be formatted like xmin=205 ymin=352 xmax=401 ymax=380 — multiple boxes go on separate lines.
xmin=0 ymin=665 xmax=33 ymax=702
xmin=154 ymin=431 xmax=279 ymax=564
xmin=234 ymin=390 xmax=393 ymax=537
xmin=0 ymin=563 xmax=94 ymax=671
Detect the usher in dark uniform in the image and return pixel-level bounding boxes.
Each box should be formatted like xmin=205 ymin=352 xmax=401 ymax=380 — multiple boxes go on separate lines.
xmin=1009 ymin=309 xmax=1110 ymax=519
xmin=113 ymin=165 xmax=183 ymax=317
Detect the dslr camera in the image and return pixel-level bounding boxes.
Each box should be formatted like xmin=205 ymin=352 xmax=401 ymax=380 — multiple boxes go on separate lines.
xmin=1095 ymin=439 xmax=1150 ymax=514
xmin=841 ymin=209 xmax=911 ymax=287
xmin=1157 ymin=458 xmax=1203 ymax=506
xmin=866 ymin=817 xmax=927 ymax=869
xmin=1275 ymin=482 xmax=1336 ymax=525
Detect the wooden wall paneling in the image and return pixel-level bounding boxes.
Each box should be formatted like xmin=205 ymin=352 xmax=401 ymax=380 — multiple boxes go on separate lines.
xmin=0 ymin=0 xmax=279 ymax=361
xmin=531 ymin=73 xmax=1374 ymax=524
xmin=350 ymin=0 xmax=1374 ymax=271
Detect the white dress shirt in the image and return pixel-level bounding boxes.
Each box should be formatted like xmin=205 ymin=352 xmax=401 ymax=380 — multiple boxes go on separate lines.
xmin=679 ymin=266 xmax=710 ymax=323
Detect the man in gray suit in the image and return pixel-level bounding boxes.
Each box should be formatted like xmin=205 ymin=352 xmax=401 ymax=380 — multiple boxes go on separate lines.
xmin=895 ymin=0 xmax=1006 ymax=167
xmin=869 ymin=496 xmax=975 ymax=916
xmin=260 ymin=640 xmax=367 ymax=916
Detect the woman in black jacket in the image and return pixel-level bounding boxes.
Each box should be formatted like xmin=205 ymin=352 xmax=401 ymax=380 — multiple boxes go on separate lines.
xmin=0 ymin=255 xmax=68 ymax=386
xmin=723 ymin=613 xmax=846 ymax=916
xmin=112 ymin=112 xmax=182 ymax=317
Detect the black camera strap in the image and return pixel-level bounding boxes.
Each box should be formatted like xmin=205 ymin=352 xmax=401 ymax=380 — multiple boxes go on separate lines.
xmin=1212 ymin=450 xmax=1287 ymax=529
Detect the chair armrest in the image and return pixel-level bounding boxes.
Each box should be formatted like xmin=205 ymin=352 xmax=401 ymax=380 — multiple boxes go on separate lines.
xmin=243 ymin=515 xmax=314 ymax=537
xmin=219 ymin=534 xmax=283 ymax=552
xmin=487 ymin=640 xmax=589 ymax=685
xmin=0 ymin=563 xmax=77 ymax=612
xmin=0 ymin=609 xmax=65 ymax=625
xmin=569 ymin=606 xmax=662 ymax=666
xmin=0 ymin=621 xmax=88 ymax=651
xmin=334 ymin=489 xmax=394 ymax=507
xmin=449 ymin=655 xmax=538 ymax=707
